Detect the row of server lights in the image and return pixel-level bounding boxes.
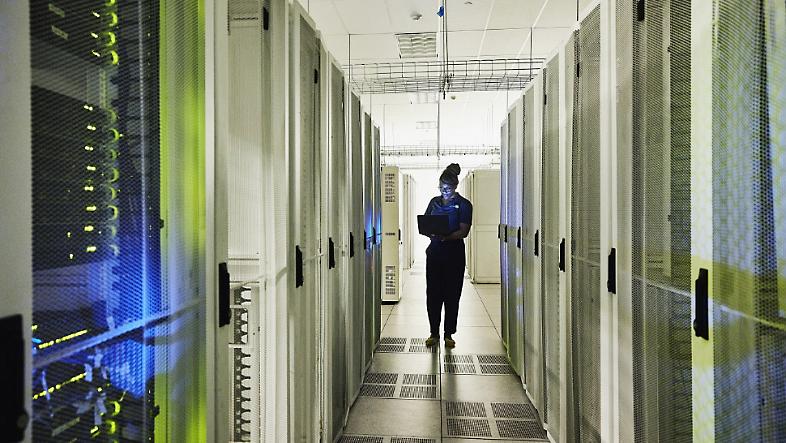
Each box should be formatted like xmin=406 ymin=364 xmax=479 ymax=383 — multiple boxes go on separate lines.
xmin=3 ymin=0 xmax=384 ymax=441
xmin=216 ymin=1 xmax=383 ymax=442
xmin=499 ymin=1 xmax=785 ymax=442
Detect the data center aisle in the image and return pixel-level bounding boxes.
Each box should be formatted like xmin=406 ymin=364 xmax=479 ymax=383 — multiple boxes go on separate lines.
xmin=341 ymin=262 xmax=548 ymax=443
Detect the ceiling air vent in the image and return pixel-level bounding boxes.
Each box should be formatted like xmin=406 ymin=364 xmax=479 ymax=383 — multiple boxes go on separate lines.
xmin=396 ymin=32 xmax=437 ymax=59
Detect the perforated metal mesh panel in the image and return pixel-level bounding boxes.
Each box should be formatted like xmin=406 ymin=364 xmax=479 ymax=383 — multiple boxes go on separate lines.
xmin=349 ymin=92 xmax=366 ymax=397
xmin=446 ymin=401 xmax=487 ymax=417
xmin=496 ymin=420 xmax=548 ymax=440
xmin=390 ymin=438 xmax=436 ymax=443
xmin=446 ymin=418 xmax=493 ymax=437
xmin=626 ymin=0 xmax=694 ymax=441
xmin=541 ymin=55 xmax=562 ymax=440
xmin=480 ymin=364 xmax=516 ymax=375
xmin=477 ymin=354 xmax=509 ymax=364
xmin=570 ymin=7 xmax=602 ymax=442
xmin=399 ymin=386 xmax=437 ymax=399
xmin=507 ymin=102 xmax=525 ymax=376
xmin=359 ymin=384 xmax=396 ymax=398
xmin=380 ymin=337 xmax=407 ymax=345
xmin=340 ymin=436 xmax=384 ymax=443
xmin=364 ymin=372 xmax=398 ymax=384
xmin=29 ymin=0 xmax=206 ymax=440
xmin=444 ymin=354 xmax=474 ymax=364
xmin=500 ymin=122 xmax=510 ymax=349
xmin=492 ymin=402 xmax=539 ymax=420
xmin=712 ymin=0 xmax=786 ymax=440
xmin=444 ymin=363 xmax=477 ymax=374
xmin=403 ymin=374 xmax=437 ymax=385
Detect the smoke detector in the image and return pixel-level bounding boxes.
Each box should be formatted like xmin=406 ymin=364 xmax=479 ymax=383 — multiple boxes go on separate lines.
xmin=411 ymin=12 xmax=422 ymax=21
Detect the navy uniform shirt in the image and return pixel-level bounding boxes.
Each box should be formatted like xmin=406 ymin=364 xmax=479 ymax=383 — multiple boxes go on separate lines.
xmin=425 ymin=192 xmax=473 ymax=244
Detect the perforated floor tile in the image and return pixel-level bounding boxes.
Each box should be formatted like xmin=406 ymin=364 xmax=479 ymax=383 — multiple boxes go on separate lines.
xmin=400 ymin=386 xmax=438 ymax=399
xmin=408 ymin=345 xmax=438 ymax=353
xmin=446 ymin=418 xmax=493 ymax=438
xmin=390 ymin=438 xmax=437 ymax=443
xmin=496 ymin=419 xmax=548 ymax=439
xmin=340 ymin=437 xmax=384 ymax=443
xmin=376 ymin=344 xmax=406 ymax=353
xmin=380 ymin=337 xmax=408 ymax=345
xmin=491 ymin=402 xmax=539 ymax=420
xmin=444 ymin=363 xmax=477 ymax=374
xmin=359 ymin=384 xmax=396 ymax=398
xmin=444 ymin=354 xmax=475 ymax=364
xmin=477 ymin=354 xmax=509 ymax=365
xmin=480 ymin=364 xmax=516 ymax=375
xmin=403 ymin=373 xmax=437 ymax=386
xmin=445 ymin=401 xmax=487 ymax=417
xmin=364 ymin=372 xmax=399 ymax=385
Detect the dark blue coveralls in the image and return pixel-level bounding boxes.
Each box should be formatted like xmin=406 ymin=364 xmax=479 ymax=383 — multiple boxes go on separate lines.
xmin=424 ymin=192 xmax=473 ymax=336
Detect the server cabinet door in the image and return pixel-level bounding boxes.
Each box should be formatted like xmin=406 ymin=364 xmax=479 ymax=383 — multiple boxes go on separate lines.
xmin=570 ymin=7 xmax=603 ymax=442
xmin=500 ymin=122 xmax=510 ymax=349
xmin=347 ymin=92 xmax=365 ymax=401
xmin=288 ymin=7 xmax=322 ymax=442
xmin=704 ymin=0 xmax=786 ymax=441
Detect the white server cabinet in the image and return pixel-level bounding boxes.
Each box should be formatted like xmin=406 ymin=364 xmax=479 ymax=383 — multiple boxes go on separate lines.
xmin=362 ymin=112 xmax=375 ymax=367
xmin=500 ymin=121 xmax=510 ymax=350
xmin=373 ymin=126 xmax=383 ymax=342
xmin=382 ymin=166 xmax=403 ymax=302
xmin=467 ymin=170 xmax=501 ymax=284
xmin=347 ymin=92 xmax=366 ymax=404
xmin=568 ymin=7 xmax=602 ymax=441
xmin=287 ymin=4 xmax=323 ymax=441
xmin=540 ymin=52 xmax=566 ymax=441
xmin=321 ymin=56 xmax=349 ymax=441
xmin=507 ymin=98 xmax=526 ymax=377
xmin=523 ymin=77 xmax=546 ymax=417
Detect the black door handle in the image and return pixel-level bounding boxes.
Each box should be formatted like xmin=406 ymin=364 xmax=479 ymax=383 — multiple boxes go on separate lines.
xmin=363 ymin=230 xmax=367 ymax=251
xmin=218 ymin=262 xmax=231 ymax=327
xmin=504 ymin=226 xmax=508 ymax=243
xmin=534 ymin=230 xmax=539 ymax=256
xmin=349 ymin=232 xmax=355 ymax=258
xmin=517 ymin=227 xmax=522 ymax=249
xmin=559 ymin=238 xmax=566 ymax=271
xmin=295 ymin=246 xmax=304 ymax=288
xmin=607 ymin=248 xmax=616 ymax=294
xmin=694 ymin=268 xmax=709 ymax=340
xmin=328 ymin=238 xmax=336 ymax=269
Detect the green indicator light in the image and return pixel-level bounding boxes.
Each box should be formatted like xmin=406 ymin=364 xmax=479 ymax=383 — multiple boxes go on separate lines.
xmin=86 ymin=125 xmax=97 ymax=131
xmin=85 ymin=145 xmax=94 ymax=151
xmin=86 ymin=205 xmax=97 ymax=212
xmin=108 ymin=205 xmax=119 ymax=220
xmin=86 ymin=246 xmax=97 ymax=253
xmin=109 ymin=50 xmax=119 ymax=65
xmin=84 ymin=185 xmax=95 ymax=191
xmin=66 ymin=232 xmax=72 ymax=238
xmin=83 ymin=104 xmax=94 ymax=111
xmin=84 ymin=225 xmax=95 ymax=232
xmin=110 ymin=128 xmax=120 ymax=140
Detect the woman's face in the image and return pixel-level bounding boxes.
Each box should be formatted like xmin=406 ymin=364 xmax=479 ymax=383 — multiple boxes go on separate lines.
xmin=439 ymin=182 xmax=456 ymax=200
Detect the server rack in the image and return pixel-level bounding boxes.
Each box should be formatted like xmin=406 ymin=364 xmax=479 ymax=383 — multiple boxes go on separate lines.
xmin=347 ymin=92 xmax=366 ymax=405
xmin=500 ymin=122 xmax=510 ymax=350
xmin=373 ymin=125 xmax=383 ymax=342
xmin=400 ymin=174 xmax=416 ymax=271
xmin=523 ymin=78 xmax=546 ymax=415
xmin=508 ymin=99 xmax=526 ymax=376
xmin=382 ymin=166 xmax=403 ymax=302
xmin=321 ymin=56 xmax=349 ymax=442
xmin=21 ymin=0 xmax=209 ymax=440
xmin=540 ymin=53 xmax=564 ymax=440
xmin=287 ymin=4 xmax=323 ymax=441
xmin=362 ymin=112 xmax=375 ymax=369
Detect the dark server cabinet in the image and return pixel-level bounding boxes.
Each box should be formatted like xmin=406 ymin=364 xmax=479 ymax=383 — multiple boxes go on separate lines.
xmin=28 ymin=0 xmax=207 ymax=440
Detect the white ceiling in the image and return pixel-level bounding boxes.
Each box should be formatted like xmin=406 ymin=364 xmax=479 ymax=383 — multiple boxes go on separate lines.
xmin=297 ymin=0 xmax=597 ymax=160
xmin=300 ymin=0 xmax=596 ymax=64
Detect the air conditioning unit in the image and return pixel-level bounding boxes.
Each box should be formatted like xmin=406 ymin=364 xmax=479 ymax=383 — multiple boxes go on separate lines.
xmin=381 ymin=166 xmax=402 ymax=302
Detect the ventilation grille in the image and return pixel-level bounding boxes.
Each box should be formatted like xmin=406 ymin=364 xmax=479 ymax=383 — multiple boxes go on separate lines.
xmin=444 ymin=363 xmax=477 ymax=374
xmin=496 ymin=419 xmax=548 ymax=439
xmin=446 ymin=418 xmax=493 ymax=437
xmin=480 ymin=364 xmax=516 ymax=375
xmin=444 ymin=354 xmax=474 ymax=364
xmin=376 ymin=344 xmax=406 ymax=353
xmin=359 ymin=384 xmax=396 ymax=398
xmin=396 ymin=32 xmax=437 ymax=58
xmin=408 ymin=345 xmax=438 ymax=353
xmin=340 ymin=437 xmax=384 ymax=443
xmin=385 ymin=265 xmax=397 ymax=295
xmin=364 ymin=372 xmax=398 ymax=385
xmin=403 ymin=373 xmax=437 ymax=385
xmin=380 ymin=337 xmax=407 ymax=345
xmin=390 ymin=439 xmax=436 ymax=443
xmin=384 ymin=173 xmax=396 ymax=202
xmin=477 ymin=354 xmax=509 ymax=365
xmin=491 ymin=402 xmax=539 ymax=420
xmin=446 ymin=401 xmax=487 ymax=417
xmin=400 ymin=386 xmax=438 ymax=399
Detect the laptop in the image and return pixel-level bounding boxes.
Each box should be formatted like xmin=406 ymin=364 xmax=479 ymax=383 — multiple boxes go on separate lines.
xmin=417 ymin=215 xmax=450 ymax=236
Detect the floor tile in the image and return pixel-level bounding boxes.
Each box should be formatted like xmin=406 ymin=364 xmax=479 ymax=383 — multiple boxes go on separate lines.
xmin=441 ymin=374 xmax=528 ymax=403
xmin=369 ymin=352 xmax=441 ymax=374
xmin=343 ymin=397 xmax=442 ymax=437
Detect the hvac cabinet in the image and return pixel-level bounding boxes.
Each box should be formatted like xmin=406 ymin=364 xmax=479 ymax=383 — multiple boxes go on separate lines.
xmin=401 ymin=174 xmax=417 ymax=270
xmin=464 ymin=170 xmax=501 ymax=284
xmin=382 ymin=166 xmax=403 ymax=302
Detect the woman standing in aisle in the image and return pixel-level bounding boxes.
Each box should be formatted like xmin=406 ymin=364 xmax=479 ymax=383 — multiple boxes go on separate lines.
xmin=423 ymin=163 xmax=473 ymax=348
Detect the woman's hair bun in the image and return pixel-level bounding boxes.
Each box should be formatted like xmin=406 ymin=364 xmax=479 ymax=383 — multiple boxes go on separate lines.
xmin=445 ymin=163 xmax=461 ymax=176
xmin=439 ymin=163 xmax=461 ymax=187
